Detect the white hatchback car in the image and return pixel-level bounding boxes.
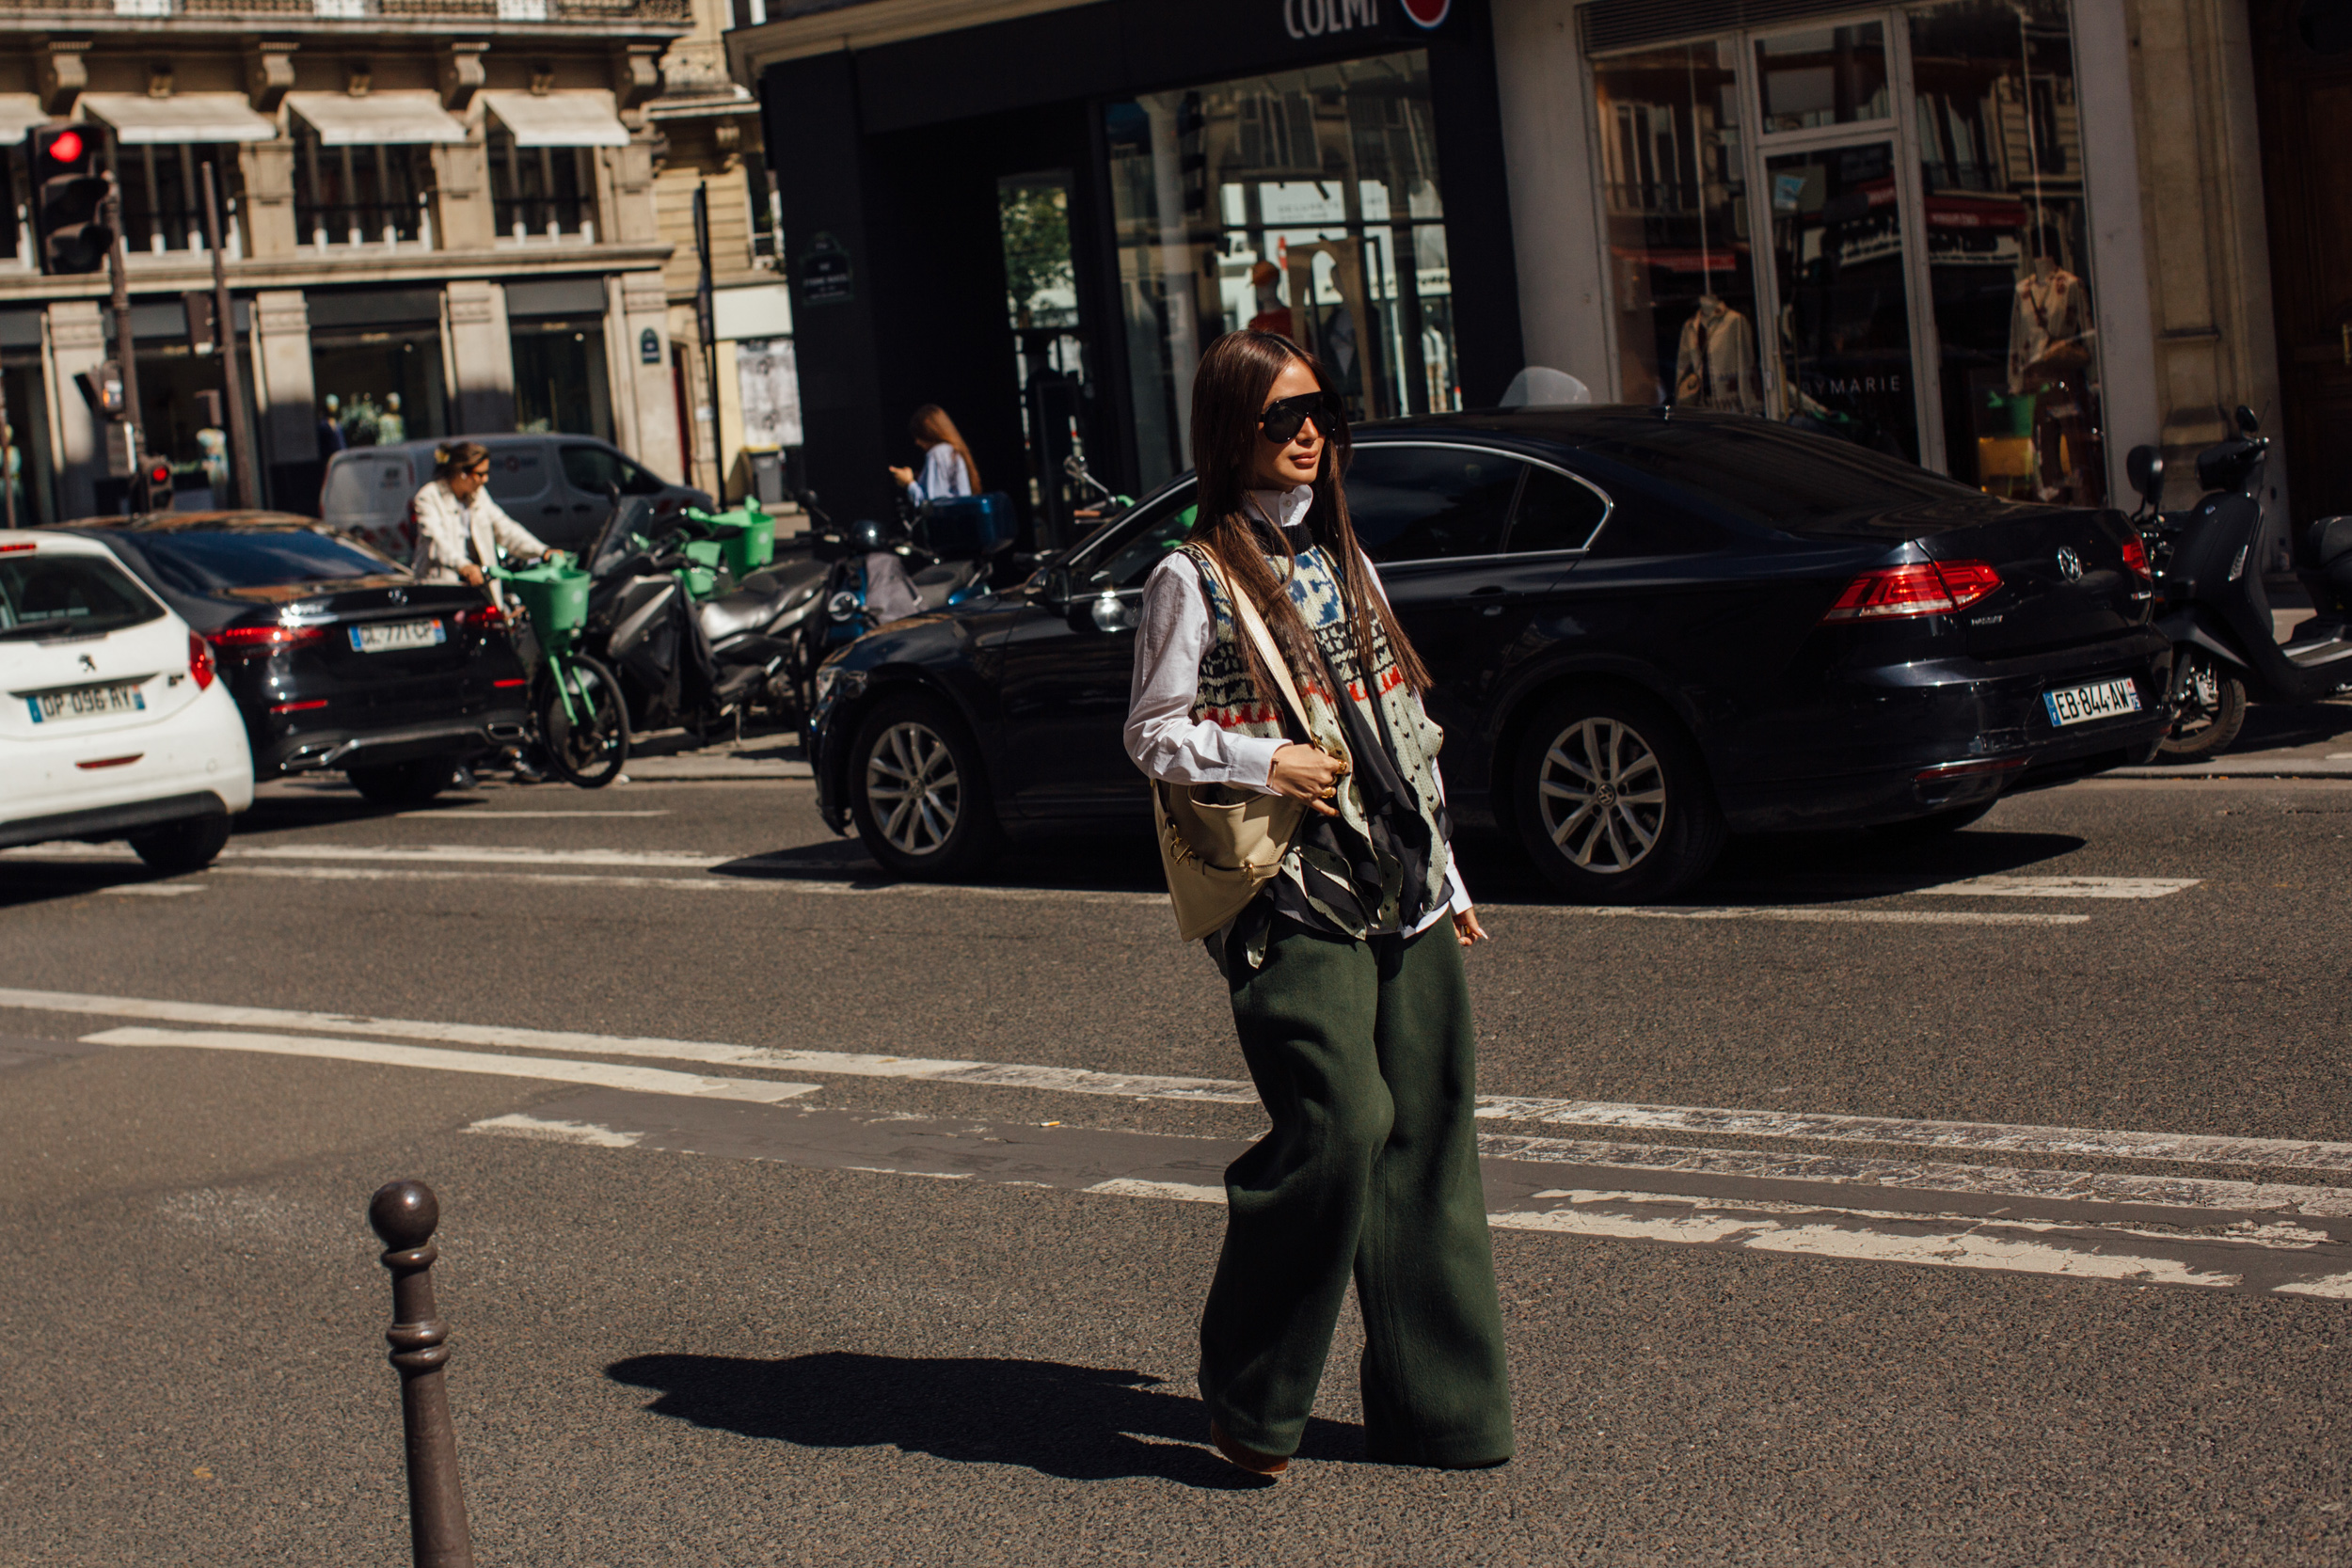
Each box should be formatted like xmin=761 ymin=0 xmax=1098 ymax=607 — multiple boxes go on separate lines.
xmin=0 ymin=530 xmax=253 ymax=871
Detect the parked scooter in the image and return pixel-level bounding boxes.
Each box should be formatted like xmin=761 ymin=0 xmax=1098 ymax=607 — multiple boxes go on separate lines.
xmin=785 ymin=488 xmax=1011 ymax=709
xmin=2128 ymin=407 xmax=2352 ymax=761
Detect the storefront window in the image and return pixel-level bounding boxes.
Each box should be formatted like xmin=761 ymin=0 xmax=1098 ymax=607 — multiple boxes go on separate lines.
xmin=1911 ymin=0 xmax=2103 ymax=502
xmin=1765 ymin=139 xmax=1920 ymax=460
xmin=1755 ymin=24 xmax=1893 ymax=131
xmin=512 ymin=318 xmax=613 ymax=440
xmin=296 ymin=127 xmax=434 ymax=249
xmin=1591 ymin=43 xmax=1762 ymax=413
xmin=3 ymin=357 xmax=56 ymax=526
xmin=313 ymin=328 xmax=444 ymax=452
xmin=1105 ymin=52 xmax=1459 ymax=489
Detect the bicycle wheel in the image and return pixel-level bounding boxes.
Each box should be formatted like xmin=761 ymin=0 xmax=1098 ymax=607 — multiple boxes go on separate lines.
xmin=534 ymin=653 xmax=629 ymax=789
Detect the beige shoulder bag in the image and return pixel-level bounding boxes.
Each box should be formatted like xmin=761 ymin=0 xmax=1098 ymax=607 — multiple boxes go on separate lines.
xmin=1152 ymin=549 xmax=1326 ymax=942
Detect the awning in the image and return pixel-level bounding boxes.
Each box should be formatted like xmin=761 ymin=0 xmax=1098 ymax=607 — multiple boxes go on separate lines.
xmin=80 ymin=92 xmax=278 ymax=145
xmin=0 ymin=95 xmax=49 ymax=141
xmin=481 ymin=89 xmax=630 ymax=149
xmin=286 ymin=91 xmax=469 ymax=146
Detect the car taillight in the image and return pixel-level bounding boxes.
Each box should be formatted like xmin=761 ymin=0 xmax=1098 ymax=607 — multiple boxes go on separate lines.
xmin=211 ymin=624 xmax=327 ymax=656
xmin=0 ymin=541 xmax=36 ymax=555
xmin=188 ymin=630 xmax=215 ymax=691
xmin=456 ymin=602 xmax=504 ymax=630
xmin=1820 ymin=561 xmax=2001 ymax=623
xmin=2119 ymin=532 xmax=2153 ymax=584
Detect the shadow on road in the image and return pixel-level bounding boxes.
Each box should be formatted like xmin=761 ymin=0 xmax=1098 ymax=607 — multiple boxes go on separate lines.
xmin=2226 ymin=694 xmax=2352 ymax=754
xmin=605 ymin=1351 xmax=1362 ymax=1488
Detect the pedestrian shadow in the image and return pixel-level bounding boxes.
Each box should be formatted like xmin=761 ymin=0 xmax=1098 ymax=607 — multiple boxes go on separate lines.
xmin=605 ymin=1351 xmax=1359 ymax=1488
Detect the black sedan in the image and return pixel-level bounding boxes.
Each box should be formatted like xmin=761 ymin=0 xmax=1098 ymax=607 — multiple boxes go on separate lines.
xmin=62 ymin=513 xmax=531 ymax=806
xmin=808 ymin=408 xmax=2169 ymax=901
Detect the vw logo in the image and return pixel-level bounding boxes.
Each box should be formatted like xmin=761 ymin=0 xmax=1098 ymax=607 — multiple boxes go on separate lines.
xmin=1402 ymin=0 xmax=1452 ymax=23
xmin=2056 ymin=546 xmax=2084 ymax=582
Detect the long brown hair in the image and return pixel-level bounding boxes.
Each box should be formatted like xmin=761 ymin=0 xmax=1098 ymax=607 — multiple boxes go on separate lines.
xmin=1187 ymin=330 xmax=1432 ymax=707
xmin=910 ymin=404 xmax=979 ymax=492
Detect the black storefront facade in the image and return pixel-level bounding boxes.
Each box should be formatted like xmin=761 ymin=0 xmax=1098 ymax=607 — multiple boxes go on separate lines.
xmin=744 ymin=0 xmax=1521 ymax=545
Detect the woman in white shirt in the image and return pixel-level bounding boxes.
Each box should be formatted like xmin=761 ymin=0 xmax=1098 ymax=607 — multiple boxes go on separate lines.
xmin=885 ymin=404 xmax=978 ymax=506
xmin=408 ymin=442 xmax=561 ymax=593
xmin=1121 ymin=330 xmax=1512 ymax=1480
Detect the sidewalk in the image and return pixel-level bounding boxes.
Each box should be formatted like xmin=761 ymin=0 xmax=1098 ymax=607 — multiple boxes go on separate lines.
xmin=614 ymin=730 xmax=812 ymax=782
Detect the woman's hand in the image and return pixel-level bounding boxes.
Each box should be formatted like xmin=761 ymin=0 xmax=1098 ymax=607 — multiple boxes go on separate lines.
xmin=1454 ymin=907 xmax=1489 ymax=947
xmin=887 ymin=465 xmax=914 ymax=488
xmin=1266 ymin=743 xmax=1348 ymax=817
xmin=457 ymin=563 xmax=485 ymax=587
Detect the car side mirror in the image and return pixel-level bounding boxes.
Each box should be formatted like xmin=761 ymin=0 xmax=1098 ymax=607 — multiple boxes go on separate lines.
xmin=2126 ymin=445 xmax=2165 ymax=506
xmin=1089 ymin=592 xmax=1138 ymax=635
xmin=1038 ymin=564 xmax=1073 ymax=610
xmin=2234 ymin=404 xmax=2260 ymax=435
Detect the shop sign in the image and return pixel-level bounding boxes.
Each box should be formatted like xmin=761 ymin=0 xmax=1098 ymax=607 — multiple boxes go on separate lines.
xmin=1281 ymin=0 xmax=1380 ymax=39
xmin=799 ymin=231 xmax=855 ymax=308
xmin=1401 ymin=0 xmax=1450 ymax=24
xmin=640 ymin=327 xmax=661 ymax=365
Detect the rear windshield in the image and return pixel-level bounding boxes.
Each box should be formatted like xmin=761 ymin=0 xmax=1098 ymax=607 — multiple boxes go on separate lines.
xmin=0 ymin=553 xmax=166 ymax=641
xmin=133 ymin=529 xmax=404 ymax=594
xmin=1583 ymin=420 xmax=1988 ymax=531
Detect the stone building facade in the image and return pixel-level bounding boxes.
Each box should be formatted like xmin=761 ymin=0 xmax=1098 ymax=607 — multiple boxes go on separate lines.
xmin=0 ymin=0 xmax=694 ymax=524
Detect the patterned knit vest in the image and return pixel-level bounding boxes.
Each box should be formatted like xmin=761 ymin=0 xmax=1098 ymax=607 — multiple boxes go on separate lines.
xmin=1184 ymin=538 xmax=1451 ymax=937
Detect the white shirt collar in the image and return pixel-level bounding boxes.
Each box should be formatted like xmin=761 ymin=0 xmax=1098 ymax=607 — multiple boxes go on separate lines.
xmin=1247 ymin=483 xmax=1315 ymax=533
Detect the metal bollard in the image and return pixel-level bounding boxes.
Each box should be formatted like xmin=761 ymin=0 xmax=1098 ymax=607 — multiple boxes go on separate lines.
xmin=370 ymin=1180 xmax=475 ymax=1568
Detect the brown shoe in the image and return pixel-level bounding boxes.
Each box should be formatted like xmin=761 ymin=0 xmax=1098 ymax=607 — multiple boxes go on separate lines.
xmin=1209 ymin=1419 xmax=1289 ymax=1478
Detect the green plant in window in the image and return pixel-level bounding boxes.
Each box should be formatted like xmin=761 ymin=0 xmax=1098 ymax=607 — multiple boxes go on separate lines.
xmin=999 ymin=182 xmax=1075 ymax=330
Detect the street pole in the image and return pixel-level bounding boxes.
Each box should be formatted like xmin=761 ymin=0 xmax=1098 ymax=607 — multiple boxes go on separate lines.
xmin=370 ymin=1180 xmax=474 ymax=1568
xmin=200 ymin=160 xmax=259 ymax=510
xmin=104 ymin=172 xmax=143 ymax=498
xmin=693 ymin=181 xmax=721 ymax=496
xmin=0 ymin=370 xmax=16 ymax=531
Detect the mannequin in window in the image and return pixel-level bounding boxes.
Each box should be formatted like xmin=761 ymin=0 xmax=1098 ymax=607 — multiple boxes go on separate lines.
xmin=1246 ymin=261 xmax=1294 ymax=341
xmin=2008 ymin=222 xmax=2101 ymax=503
xmin=1674 ymin=293 xmax=1761 ymax=413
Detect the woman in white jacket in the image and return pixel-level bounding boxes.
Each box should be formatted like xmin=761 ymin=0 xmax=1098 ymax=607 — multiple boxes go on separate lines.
xmin=409 ymin=442 xmax=562 ymax=593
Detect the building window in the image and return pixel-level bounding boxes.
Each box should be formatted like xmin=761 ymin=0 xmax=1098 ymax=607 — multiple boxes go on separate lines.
xmin=295 ymin=127 xmax=434 ymax=249
xmin=112 ymin=144 xmax=243 ymax=256
xmin=1105 ymin=51 xmax=1460 ymax=491
xmin=489 ymin=132 xmax=596 ymax=244
xmin=743 ymin=149 xmax=784 ymax=266
xmin=312 ymin=327 xmax=444 ymax=451
xmin=512 ymin=318 xmax=613 ymax=439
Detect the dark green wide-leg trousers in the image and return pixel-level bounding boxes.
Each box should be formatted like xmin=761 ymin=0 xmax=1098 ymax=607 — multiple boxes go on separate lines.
xmin=1198 ymin=919 xmax=1514 ymax=1467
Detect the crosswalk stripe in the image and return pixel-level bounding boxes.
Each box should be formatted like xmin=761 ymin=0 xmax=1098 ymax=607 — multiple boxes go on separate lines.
xmin=1544 ymin=905 xmax=2087 ymax=927
xmin=83 ymin=1027 xmax=821 ymax=1103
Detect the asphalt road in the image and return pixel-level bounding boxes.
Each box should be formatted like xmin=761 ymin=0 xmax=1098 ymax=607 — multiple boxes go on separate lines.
xmin=3 ymin=762 xmax=2349 ymax=1565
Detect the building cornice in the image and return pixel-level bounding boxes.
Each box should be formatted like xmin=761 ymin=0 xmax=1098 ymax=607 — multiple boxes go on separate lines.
xmin=0 ymin=242 xmax=678 ymax=309
xmin=725 ymin=0 xmax=1091 ymax=78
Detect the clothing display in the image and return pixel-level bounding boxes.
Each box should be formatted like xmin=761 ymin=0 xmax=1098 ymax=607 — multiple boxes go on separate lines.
xmin=2007 ymin=264 xmax=2092 ymax=393
xmin=2008 ymin=262 xmax=2103 ymax=504
xmin=1673 ymin=298 xmax=1762 ymax=413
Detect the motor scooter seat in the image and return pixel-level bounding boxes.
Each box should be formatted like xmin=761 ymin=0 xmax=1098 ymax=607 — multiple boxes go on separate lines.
xmin=910 ymin=562 xmax=975 ymax=613
xmin=698 ymin=582 xmax=796 ymax=642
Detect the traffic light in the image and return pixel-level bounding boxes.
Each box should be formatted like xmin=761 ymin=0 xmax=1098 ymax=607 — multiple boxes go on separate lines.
xmin=132 ymin=453 xmax=174 ymax=515
xmin=27 ymin=123 xmax=114 ymax=276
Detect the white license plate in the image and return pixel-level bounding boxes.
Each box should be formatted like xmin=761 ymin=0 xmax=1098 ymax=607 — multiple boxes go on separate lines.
xmin=350 ymin=618 xmax=446 ymax=654
xmin=27 ymin=681 xmax=147 ymax=723
xmin=2043 ymin=677 xmax=2142 ymax=727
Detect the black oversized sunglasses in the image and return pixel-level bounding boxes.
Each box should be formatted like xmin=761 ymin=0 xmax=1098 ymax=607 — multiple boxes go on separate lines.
xmin=1259 ymin=390 xmax=1344 ymax=446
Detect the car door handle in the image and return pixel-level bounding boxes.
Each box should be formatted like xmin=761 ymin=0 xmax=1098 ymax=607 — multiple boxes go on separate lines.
xmin=1468 ymin=584 xmax=1506 ymax=594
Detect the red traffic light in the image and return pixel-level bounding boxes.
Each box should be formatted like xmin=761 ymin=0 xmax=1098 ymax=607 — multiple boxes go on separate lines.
xmin=46 ymin=129 xmax=84 ymax=165
xmin=148 ymin=461 xmax=171 ymax=483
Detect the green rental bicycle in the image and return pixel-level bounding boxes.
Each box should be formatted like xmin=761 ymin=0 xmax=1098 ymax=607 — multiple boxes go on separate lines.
xmin=490 ymin=560 xmax=628 ymax=788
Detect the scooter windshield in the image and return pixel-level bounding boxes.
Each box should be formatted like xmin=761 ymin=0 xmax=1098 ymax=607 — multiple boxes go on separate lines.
xmin=587 ymin=496 xmax=661 ymax=579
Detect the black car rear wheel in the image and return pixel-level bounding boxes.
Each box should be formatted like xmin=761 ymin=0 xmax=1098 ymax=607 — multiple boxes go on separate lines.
xmin=536 ymin=655 xmax=629 ymax=789
xmin=348 ymin=757 xmax=461 ymax=807
xmin=127 ymin=812 xmax=231 ymax=873
xmin=1512 ymin=689 xmax=1724 ymax=904
xmin=848 ymin=694 xmax=1001 ymax=879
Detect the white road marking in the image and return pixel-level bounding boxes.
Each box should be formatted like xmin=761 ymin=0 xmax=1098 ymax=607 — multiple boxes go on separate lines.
xmin=1086 ymin=1178 xmax=1228 ymax=1204
xmin=0 ymin=988 xmax=1253 ymax=1104
xmin=98 ymin=884 xmax=206 ymax=897
xmin=2274 ymin=1274 xmax=2352 ymax=1299
xmin=1470 ymin=1097 xmax=2352 ymax=1175
xmin=467 ymin=1113 xmax=644 ymax=1148
xmin=1543 ymin=905 xmax=2088 ymax=927
xmin=208 ymin=863 xmax=1163 ymax=907
xmin=1916 ymin=876 xmax=2201 ymax=899
xmin=1474 ymin=1132 xmax=2352 ymax=1217
xmin=393 ymin=811 xmax=671 ymax=819
xmin=1487 ymin=1196 xmax=2246 ymax=1290
xmin=82 ymin=1027 xmax=821 ymax=1103
xmin=12 ymin=987 xmax=2351 ymax=1172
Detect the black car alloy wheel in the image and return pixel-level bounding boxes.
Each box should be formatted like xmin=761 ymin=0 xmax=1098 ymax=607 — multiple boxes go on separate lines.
xmin=849 ymin=695 xmax=1001 ymax=879
xmin=1513 ymin=689 xmax=1725 ymax=903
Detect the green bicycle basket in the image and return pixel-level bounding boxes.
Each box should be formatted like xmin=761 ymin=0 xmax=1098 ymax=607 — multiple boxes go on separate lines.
xmin=500 ymin=561 xmax=592 ymax=639
xmin=686 ymin=503 xmax=777 ymax=578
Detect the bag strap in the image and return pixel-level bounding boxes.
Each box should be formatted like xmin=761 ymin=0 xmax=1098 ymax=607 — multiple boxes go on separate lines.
xmin=1192 ymin=546 xmax=1313 ymax=741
